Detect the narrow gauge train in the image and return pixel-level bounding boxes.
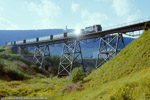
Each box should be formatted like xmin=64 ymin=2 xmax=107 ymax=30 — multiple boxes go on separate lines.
xmin=6 ymin=24 xmax=102 ymax=46
xmin=84 ymin=25 xmax=102 ymax=33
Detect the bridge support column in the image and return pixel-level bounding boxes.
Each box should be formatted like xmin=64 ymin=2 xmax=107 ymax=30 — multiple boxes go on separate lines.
xmin=96 ymin=33 xmax=125 ymax=68
xmin=16 ymin=46 xmax=22 ymax=54
xmin=14 ymin=46 xmax=27 ymax=55
xmin=33 ymin=45 xmax=50 ymax=68
xmin=58 ymin=40 xmax=85 ymax=76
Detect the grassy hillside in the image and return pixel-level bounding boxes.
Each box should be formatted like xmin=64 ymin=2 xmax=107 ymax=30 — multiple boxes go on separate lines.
xmin=0 ymin=29 xmax=150 ymax=100
xmin=63 ymin=29 xmax=150 ymax=100
xmin=0 ymin=47 xmax=49 ymax=81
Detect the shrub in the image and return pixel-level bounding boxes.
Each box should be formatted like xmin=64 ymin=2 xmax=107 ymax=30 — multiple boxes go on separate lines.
xmin=43 ymin=57 xmax=51 ymax=71
xmin=23 ymin=48 xmax=30 ymax=54
xmin=31 ymin=65 xmax=38 ymax=70
xmin=143 ymin=22 xmax=150 ymax=30
xmin=0 ymin=64 xmax=4 ymax=72
xmin=0 ymin=53 xmax=22 ymax=61
xmin=0 ymin=59 xmax=5 ymax=75
xmin=30 ymin=65 xmax=46 ymax=75
xmin=70 ymin=67 xmax=85 ymax=83
xmin=0 ymin=48 xmax=5 ymax=52
xmin=0 ymin=53 xmax=31 ymax=66
xmin=7 ymin=68 xmax=25 ymax=80
xmin=43 ymin=55 xmax=60 ymax=75
xmin=85 ymin=66 xmax=93 ymax=75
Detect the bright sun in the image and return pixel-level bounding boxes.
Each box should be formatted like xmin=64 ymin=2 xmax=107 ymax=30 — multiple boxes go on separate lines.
xmin=75 ymin=29 xmax=81 ymax=36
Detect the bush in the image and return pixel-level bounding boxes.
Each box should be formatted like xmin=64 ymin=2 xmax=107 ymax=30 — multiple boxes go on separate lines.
xmin=0 ymin=53 xmax=23 ymax=61
xmin=0 ymin=53 xmax=31 ymax=66
xmin=30 ymin=65 xmax=46 ymax=75
xmin=31 ymin=65 xmax=38 ymax=70
xmin=85 ymin=67 xmax=93 ymax=75
xmin=23 ymin=48 xmax=30 ymax=54
xmin=0 ymin=48 xmax=5 ymax=52
xmin=0 ymin=64 xmax=4 ymax=72
xmin=70 ymin=67 xmax=85 ymax=83
xmin=143 ymin=22 xmax=150 ymax=30
xmin=43 ymin=55 xmax=60 ymax=75
xmin=0 ymin=59 xmax=5 ymax=75
xmin=43 ymin=57 xmax=51 ymax=71
xmin=7 ymin=68 xmax=25 ymax=80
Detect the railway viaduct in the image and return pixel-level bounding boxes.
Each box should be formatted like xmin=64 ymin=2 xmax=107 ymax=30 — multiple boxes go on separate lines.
xmin=5 ymin=18 xmax=150 ymax=76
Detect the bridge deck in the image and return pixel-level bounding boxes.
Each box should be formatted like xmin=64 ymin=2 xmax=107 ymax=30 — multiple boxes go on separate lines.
xmin=13 ymin=20 xmax=150 ymax=47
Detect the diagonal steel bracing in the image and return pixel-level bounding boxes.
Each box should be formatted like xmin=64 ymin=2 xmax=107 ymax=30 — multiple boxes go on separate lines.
xmin=58 ymin=40 xmax=85 ymax=76
xmin=32 ymin=45 xmax=50 ymax=68
xmin=96 ymin=33 xmax=125 ymax=68
xmin=17 ymin=45 xmax=50 ymax=69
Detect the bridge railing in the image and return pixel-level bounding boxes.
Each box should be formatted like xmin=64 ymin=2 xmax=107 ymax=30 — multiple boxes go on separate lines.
xmin=103 ymin=17 xmax=150 ymax=31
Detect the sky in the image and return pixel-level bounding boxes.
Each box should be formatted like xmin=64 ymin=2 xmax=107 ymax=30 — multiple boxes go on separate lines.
xmin=0 ymin=0 xmax=149 ymax=30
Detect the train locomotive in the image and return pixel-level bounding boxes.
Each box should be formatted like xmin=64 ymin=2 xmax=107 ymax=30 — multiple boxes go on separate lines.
xmin=84 ymin=25 xmax=102 ymax=33
xmin=6 ymin=24 xmax=102 ymax=46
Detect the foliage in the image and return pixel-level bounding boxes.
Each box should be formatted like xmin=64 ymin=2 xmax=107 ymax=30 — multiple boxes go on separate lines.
xmin=0 ymin=53 xmax=31 ymax=66
xmin=30 ymin=65 xmax=47 ymax=75
xmin=0 ymin=53 xmax=22 ymax=61
xmin=43 ymin=55 xmax=60 ymax=75
xmin=1 ymin=30 xmax=150 ymax=99
xmin=0 ymin=47 xmax=12 ymax=54
xmin=42 ymin=56 xmax=51 ymax=71
xmin=143 ymin=22 xmax=150 ymax=30
xmin=30 ymin=65 xmax=38 ymax=70
xmin=0 ymin=46 xmax=50 ymax=80
xmin=85 ymin=66 xmax=93 ymax=75
xmin=7 ymin=68 xmax=25 ymax=80
xmin=0 ymin=59 xmax=5 ymax=75
xmin=70 ymin=67 xmax=85 ymax=83
xmin=0 ymin=48 xmax=5 ymax=52
xmin=23 ymin=48 xmax=30 ymax=54
xmin=83 ymin=58 xmax=103 ymax=75
xmin=0 ymin=78 xmax=68 ymax=98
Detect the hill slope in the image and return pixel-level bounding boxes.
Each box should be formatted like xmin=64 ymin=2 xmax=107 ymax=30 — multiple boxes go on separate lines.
xmin=0 ymin=30 xmax=149 ymax=99
xmin=0 ymin=47 xmax=50 ymax=81
xmin=62 ymin=29 xmax=150 ymax=100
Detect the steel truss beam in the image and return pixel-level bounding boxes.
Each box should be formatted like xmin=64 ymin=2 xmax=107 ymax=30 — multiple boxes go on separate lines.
xmin=81 ymin=38 xmax=99 ymax=43
xmin=125 ymin=30 xmax=143 ymax=37
xmin=96 ymin=33 xmax=125 ymax=68
xmin=58 ymin=40 xmax=85 ymax=76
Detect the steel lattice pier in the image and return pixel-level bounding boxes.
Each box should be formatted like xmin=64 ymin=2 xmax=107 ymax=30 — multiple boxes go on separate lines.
xmin=58 ymin=40 xmax=85 ymax=76
xmin=96 ymin=33 xmax=125 ymax=68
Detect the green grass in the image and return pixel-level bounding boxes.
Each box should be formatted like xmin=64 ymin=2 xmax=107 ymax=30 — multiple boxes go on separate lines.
xmin=0 ymin=30 xmax=150 ymax=99
xmin=0 ymin=47 xmax=49 ymax=81
xmin=0 ymin=77 xmax=68 ymax=98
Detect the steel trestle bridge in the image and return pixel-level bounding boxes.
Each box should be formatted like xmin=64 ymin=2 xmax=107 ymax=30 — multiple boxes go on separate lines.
xmin=5 ymin=18 xmax=150 ymax=76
